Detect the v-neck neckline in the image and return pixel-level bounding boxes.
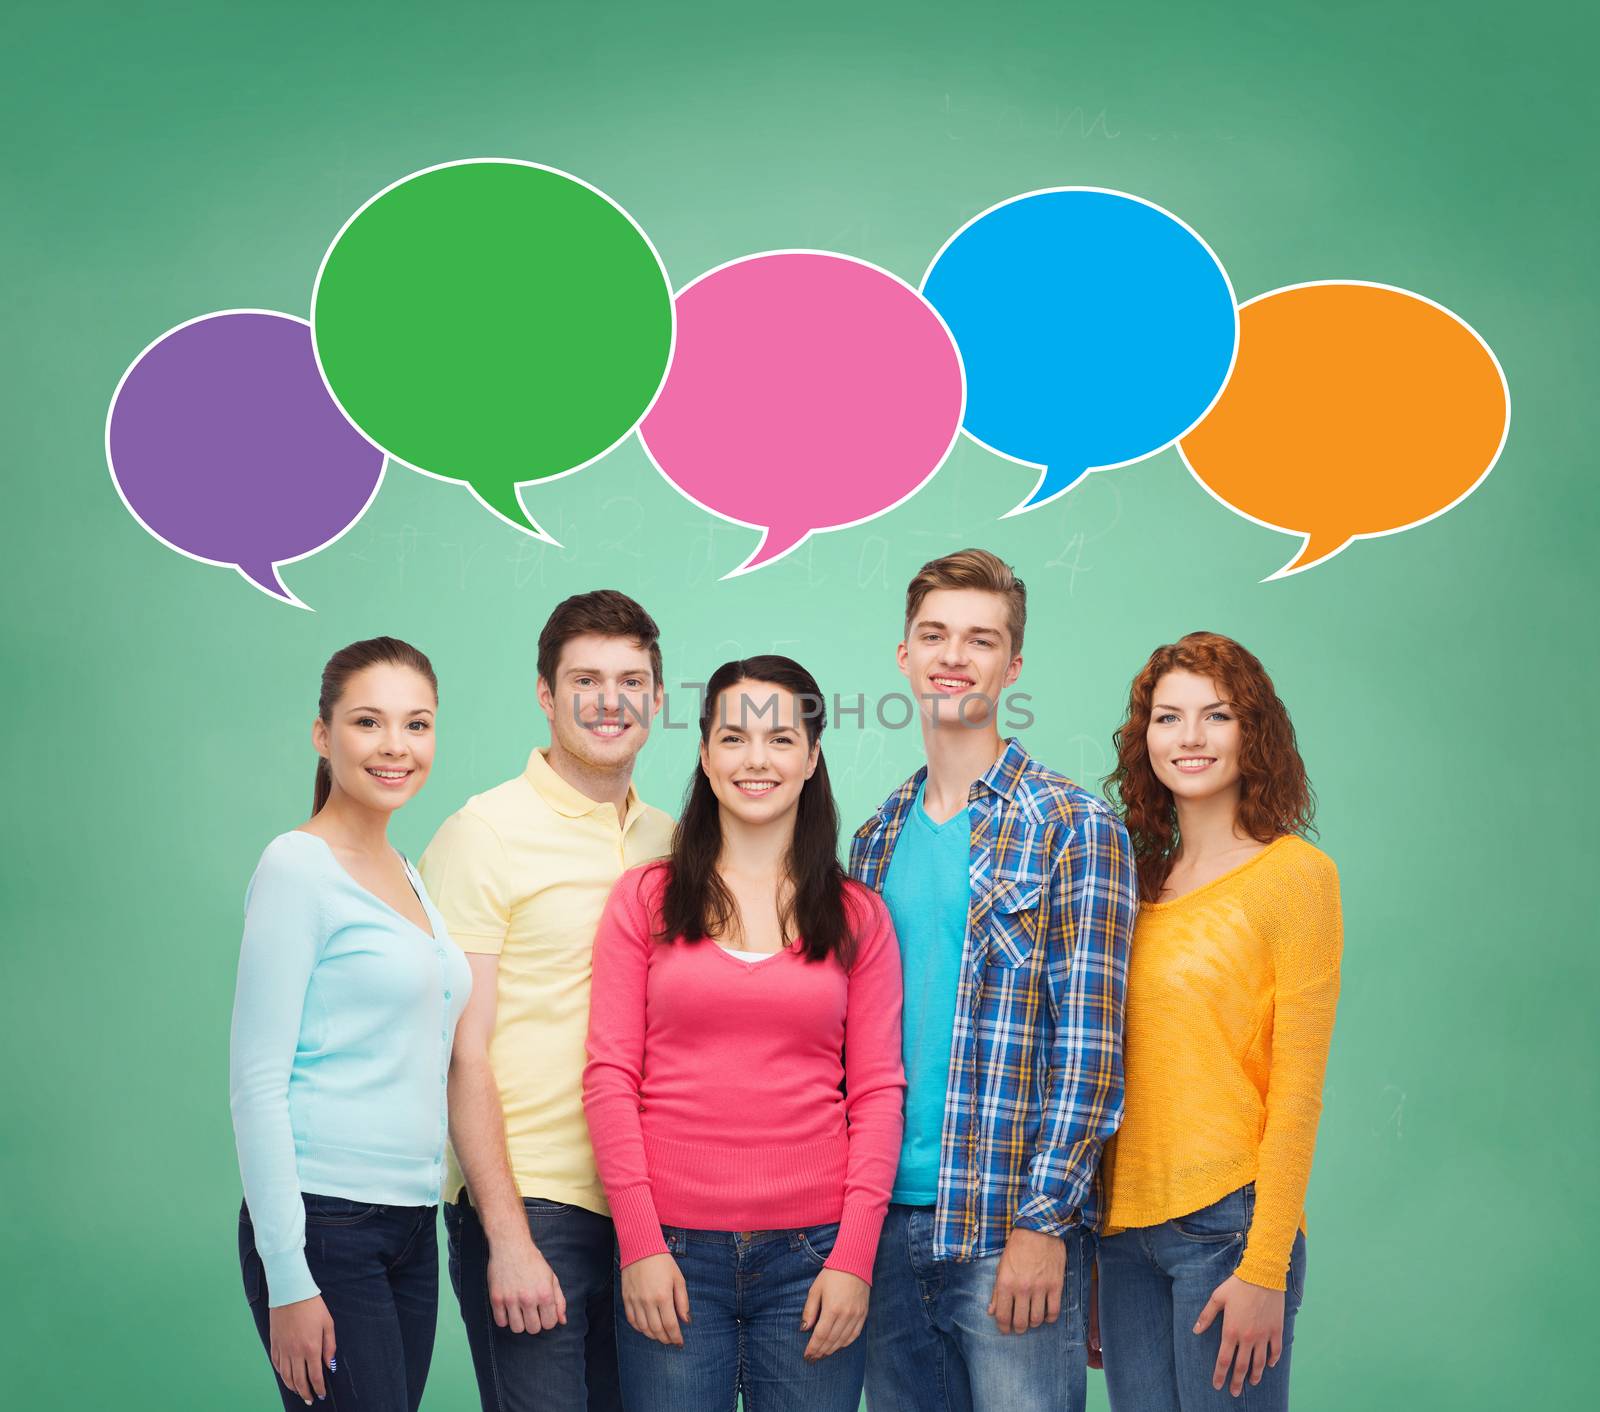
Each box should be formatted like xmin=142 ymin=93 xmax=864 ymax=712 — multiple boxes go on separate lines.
xmin=912 ymin=779 xmax=968 ymax=835
xmin=1144 ymin=835 xmax=1290 ymax=911
xmin=706 ymin=939 xmax=792 ymax=972
xmin=294 ymin=830 xmax=437 ymax=942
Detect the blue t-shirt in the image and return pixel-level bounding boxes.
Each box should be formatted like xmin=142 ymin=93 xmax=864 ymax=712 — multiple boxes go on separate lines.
xmin=881 ymin=780 xmax=970 ymax=1205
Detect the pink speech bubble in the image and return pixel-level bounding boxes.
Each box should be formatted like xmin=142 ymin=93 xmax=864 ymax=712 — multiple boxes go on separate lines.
xmin=638 ymin=250 xmax=965 ymax=576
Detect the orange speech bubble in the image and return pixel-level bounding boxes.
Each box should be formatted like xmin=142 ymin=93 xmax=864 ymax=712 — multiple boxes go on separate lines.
xmin=1177 ymin=281 xmax=1509 ymax=578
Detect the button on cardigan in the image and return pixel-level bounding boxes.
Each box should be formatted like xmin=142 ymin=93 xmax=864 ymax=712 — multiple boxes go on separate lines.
xmin=229 ymin=831 xmax=471 ymax=1307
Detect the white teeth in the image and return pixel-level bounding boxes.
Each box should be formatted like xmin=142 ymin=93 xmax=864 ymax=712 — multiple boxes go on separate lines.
xmin=368 ymin=768 xmax=409 ymax=778
xmin=737 ymin=782 xmax=776 ymax=792
xmin=592 ymin=724 xmax=625 ymax=736
xmin=1174 ymin=759 xmax=1214 ymax=770
xmin=932 ymin=677 xmax=972 ymax=689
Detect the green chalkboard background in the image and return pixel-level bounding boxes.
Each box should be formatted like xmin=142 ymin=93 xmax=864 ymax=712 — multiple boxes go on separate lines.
xmin=4 ymin=3 xmax=1592 ymax=1408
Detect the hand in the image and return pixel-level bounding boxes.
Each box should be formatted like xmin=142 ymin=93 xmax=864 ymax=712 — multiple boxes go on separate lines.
xmin=621 ymin=1252 xmax=690 ymax=1346
xmin=800 ymin=1268 xmax=869 ymax=1361
xmin=1193 ymin=1274 xmax=1286 ymax=1397
xmin=1087 ymin=1262 xmax=1103 ymax=1370
xmin=488 ymin=1233 xmax=567 ymax=1334
xmin=268 ymin=1294 xmax=335 ymax=1406
xmin=986 ymin=1227 xmax=1067 ymax=1334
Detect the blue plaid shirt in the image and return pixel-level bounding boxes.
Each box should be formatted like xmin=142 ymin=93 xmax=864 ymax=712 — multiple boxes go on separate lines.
xmin=850 ymin=738 xmax=1137 ymax=1260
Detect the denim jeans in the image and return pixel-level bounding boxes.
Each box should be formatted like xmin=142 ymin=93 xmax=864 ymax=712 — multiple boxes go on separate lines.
xmin=863 ymin=1204 xmax=1093 ymax=1412
xmin=444 ymin=1193 xmax=623 ymax=1412
xmin=238 ymin=1193 xmax=439 ymax=1412
xmin=614 ymin=1223 xmax=865 ymax=1412
xmin=1096 ymin=1184 xmax=1308 ymax=1412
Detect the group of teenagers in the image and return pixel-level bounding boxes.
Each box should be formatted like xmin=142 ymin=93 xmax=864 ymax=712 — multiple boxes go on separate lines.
xmin=230 ymin=548 xmax=1343 ymax=1412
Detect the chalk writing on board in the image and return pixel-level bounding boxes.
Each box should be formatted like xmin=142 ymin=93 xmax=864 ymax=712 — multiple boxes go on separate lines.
xmin=596 ymin=495 xmax=647 ymax=560
xmin=942 ymin=91 xmax=1121 ymax=144
xmin=858 ymin=535 xmax=891 ymax=589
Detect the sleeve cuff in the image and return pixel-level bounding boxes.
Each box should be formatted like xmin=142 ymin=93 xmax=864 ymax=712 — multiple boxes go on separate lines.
xmin=1012 ymin=1198 xmax=1081 ymax=1239
xmin=609 ymin=1184 xmax=670 ymax=1268
xmin=824 ymin=1202 xmax=887 ymax=1285
xmin=450 ymin=932 xmax=506 ymax=956
xmin=1234 ymin=1246 xmax=1289 ymax=1292
xmin=261 ymin=1247 xmax=320 ymax=1308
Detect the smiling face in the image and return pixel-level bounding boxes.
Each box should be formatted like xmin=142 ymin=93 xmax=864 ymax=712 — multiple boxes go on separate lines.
xmin=1145 ymin=670 xmax=1244 ymax=805
xmin=898 ymin=587 xmax=1022 ymax=729
xmin=537 ymin=632 xmax=661 ymax=773
xmin=699 ymin=681 xmax=819 ymax=829
xmin=312 ymin=662 xmax=436 ymax=814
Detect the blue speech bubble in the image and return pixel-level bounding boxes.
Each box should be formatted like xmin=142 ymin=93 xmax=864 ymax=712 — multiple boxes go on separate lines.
xmin=922 ymin=187 xmax=1238 ymax=514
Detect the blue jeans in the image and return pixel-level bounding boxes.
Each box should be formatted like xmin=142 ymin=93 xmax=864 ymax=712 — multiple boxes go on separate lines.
xmin=863 ymin=1204 xmax=1093 ymax=1412
xmin=238 ymin=1193 xmax=439 ymax=1412
xmin=1096 ymin=1185 xmax=1308 ymax=1412
xmin=614 ymin=1223 xmax=865 ymax=1412
xmin=445 ymin=1193 xmax=623 ymax=1412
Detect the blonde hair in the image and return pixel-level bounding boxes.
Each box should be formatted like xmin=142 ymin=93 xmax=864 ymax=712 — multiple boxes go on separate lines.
xmin=904 ymin=548 xmax=1027 ymax=653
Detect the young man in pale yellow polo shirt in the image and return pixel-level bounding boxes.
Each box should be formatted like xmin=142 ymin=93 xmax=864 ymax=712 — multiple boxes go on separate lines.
xmin=420 ymin=590 xmax=674 ymax=1412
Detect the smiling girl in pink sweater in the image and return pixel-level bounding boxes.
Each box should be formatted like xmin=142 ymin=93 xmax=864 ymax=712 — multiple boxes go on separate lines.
xmin=584 ymin=656 xmax=905 ymax=1412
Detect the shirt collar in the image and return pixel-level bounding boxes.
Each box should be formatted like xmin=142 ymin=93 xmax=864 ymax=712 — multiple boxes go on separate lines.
xmin=873 ymin=765 xmax=927 ymax=832
xmin=976 ymin=736 xmax=1031 ymax=805
xmin=866 ymin=736 xmax=1031 ymax=834
xmin=523 ymin=747 xmax=642 ymax=823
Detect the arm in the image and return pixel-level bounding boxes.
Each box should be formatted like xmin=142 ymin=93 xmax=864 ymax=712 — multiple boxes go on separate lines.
xmin=230 ymin=840 xmax=340 ymax=1402
xmin=1013 ymin=808 xmax=1138 ymax=1235
xmin=423 ymin=812 xmax=565 ymax=1334
xmin=584 ymin=869 xmax=689 ymax=1347
xmin=448 ymin=957 xmax=566 ymax=1331
xmin=800 ymin=889 xmax=906 ymax=1361
xmin=229 ymin=840 xmax=324 ymax=1309
xmin=989 ymin=808 xmax=1136 ymax=1333
xmin=826 ymin=890 xmax=906 ymax=1282
xmin=582 ymin=869 xmax=669 ymax=1268
xmin=1193 ymin=849 xmax=1342 ymax=1397
xmin=1235 ymin=851 xmax=1343 ymax=1289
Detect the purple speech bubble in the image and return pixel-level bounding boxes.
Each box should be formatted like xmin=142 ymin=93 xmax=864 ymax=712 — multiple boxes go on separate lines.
xmin=106 ymin=309 xmax=385 ymax=609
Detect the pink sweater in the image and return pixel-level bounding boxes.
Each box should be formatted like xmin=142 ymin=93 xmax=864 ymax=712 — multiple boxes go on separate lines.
xmin=583 ymin=863 xmax=906 ymax=1283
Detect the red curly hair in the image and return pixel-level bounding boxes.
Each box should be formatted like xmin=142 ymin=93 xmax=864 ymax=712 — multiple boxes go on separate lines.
xmin=1106 ymin=632 xmax=1315 ymax=902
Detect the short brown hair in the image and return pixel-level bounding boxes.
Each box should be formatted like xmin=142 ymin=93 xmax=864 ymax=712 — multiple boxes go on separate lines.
xmin=537 ymin=590 xmax=663 ymax=689
xmin=904 ymin=548 xmax=1027 ymax=653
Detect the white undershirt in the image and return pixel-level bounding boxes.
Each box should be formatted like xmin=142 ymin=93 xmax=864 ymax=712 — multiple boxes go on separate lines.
xmin=716 ymin=943 xmax=779 ymax=963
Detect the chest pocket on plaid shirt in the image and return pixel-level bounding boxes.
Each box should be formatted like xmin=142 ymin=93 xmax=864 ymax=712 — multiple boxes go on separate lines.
xmin=986 ymin=877 xmax=1043 ymax=967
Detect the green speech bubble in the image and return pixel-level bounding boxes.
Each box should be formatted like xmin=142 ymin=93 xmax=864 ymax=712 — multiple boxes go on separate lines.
xmin=312 ymin=159 xmax=674 ymax=538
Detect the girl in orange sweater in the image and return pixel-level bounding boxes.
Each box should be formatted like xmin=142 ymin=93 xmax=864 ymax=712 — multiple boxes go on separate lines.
xmin=1093 ymin=633 xmax=1342 ymax=1408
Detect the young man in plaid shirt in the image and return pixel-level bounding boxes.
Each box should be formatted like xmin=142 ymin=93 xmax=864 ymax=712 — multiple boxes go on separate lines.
xmin=850 ymin=548 xmax=1138 ymax=1412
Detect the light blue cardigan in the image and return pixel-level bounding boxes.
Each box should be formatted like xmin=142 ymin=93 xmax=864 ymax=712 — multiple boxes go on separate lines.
xmin=229 ymin=831 xmax=471 ymax=1306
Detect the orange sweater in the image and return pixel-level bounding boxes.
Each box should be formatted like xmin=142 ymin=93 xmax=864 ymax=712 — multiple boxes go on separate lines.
xmin=1104 ymin=835 xmax=1342 ymax=1290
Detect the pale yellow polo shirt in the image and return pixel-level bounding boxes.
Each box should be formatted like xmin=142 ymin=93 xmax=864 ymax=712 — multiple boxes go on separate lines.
xmin=420 ymin=748 xmax=674 ymax=1214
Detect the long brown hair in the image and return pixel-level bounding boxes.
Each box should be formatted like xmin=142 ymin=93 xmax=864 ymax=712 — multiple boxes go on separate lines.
xmin=656 ymin=656 xmax=855 ymax=967
xmin=313 ymin=637 xmax=438 ymax=813
xmin=1106 ymin=632 xmax=1315 ymax=902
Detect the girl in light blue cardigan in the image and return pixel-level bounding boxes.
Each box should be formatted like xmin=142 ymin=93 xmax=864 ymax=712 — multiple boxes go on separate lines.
xmin=231 ymin=637 xmax=470 ymax=1411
